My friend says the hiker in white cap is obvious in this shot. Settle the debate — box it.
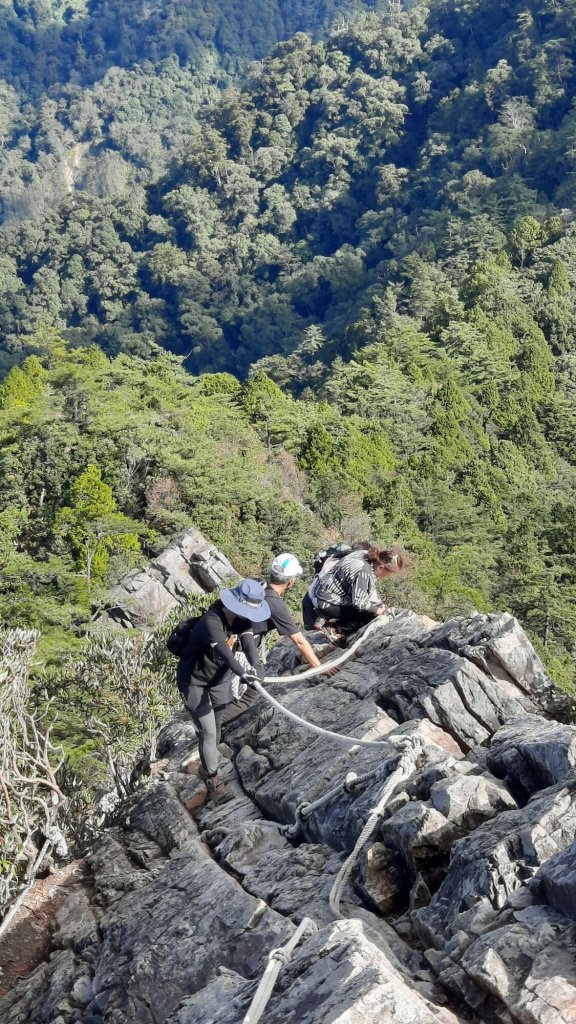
[252,552,339,670]
[221,553,337,724]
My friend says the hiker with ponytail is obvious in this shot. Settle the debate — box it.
[314,545,404,638]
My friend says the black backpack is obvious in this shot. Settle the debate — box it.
[313,542,352,575]
[165,615,201,658]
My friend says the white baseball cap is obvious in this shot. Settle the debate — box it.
[270,553,304,580]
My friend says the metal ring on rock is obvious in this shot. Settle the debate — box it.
[280,821,302,840]
[297,801,314,820]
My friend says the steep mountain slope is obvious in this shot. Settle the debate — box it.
[2,2,576,681]
[2,332,576,690]
[0,340,330,659]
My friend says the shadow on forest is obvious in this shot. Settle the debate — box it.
[0,0,358,97]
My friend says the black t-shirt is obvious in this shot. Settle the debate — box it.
[252,586,299,640]
[178,603,252,687]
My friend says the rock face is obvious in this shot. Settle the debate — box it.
[2,610,576,1024]
[103,529,237,626]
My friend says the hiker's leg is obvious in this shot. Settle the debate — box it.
[317,602,370,632]
[302,593,317,630]
[209,676,235,748]
[213,704,227,748]
[316,600,342,625]
[221,685,259,725]
[185,683,220,776]
[335,606,373,631]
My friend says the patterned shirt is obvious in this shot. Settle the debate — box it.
[316,552,381,612]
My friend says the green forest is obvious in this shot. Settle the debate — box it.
[1,0,576,671]
[3,322,576,684]
[2,0,576,899]
[0,0,375,220]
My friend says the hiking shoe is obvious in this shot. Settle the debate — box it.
[206,772,231,805]
[321,624,346,646]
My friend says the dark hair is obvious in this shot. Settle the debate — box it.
[366,547,404,572]
[351,540,371,551]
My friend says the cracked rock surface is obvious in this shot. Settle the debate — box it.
[1,611,575,1024]
[101,528,236,627]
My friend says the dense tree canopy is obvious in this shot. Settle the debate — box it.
[2,1,576,374]
[0,0,377,220]
[1,328,575,693]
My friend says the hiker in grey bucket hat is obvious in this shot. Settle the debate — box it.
[220,578,271,622]
[176,579,268,804]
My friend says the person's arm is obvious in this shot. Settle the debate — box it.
[290,631,322,668]
[270,595,338,676]
[239,630,265,680]
[212,642,255,681]
[289,631,338,676]
[205,614,258,681]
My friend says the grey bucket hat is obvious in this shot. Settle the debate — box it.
[220,579,271,622]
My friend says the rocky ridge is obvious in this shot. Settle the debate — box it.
[102,529,237,627]
[1,608,575,1024]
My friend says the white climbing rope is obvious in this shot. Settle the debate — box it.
[242,916,318,1024]
[246,619,392,751]
[250,679,386,749]
[262,615,387,683]
[239,742,421,1021]
[294,758,394,824]
[237,625,420,1020]
[328,737,422,919]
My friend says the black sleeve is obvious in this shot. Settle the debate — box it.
[212,642,253,679]
[240,632,264,679]
[203,612,253,678]
[268,594,300,637]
